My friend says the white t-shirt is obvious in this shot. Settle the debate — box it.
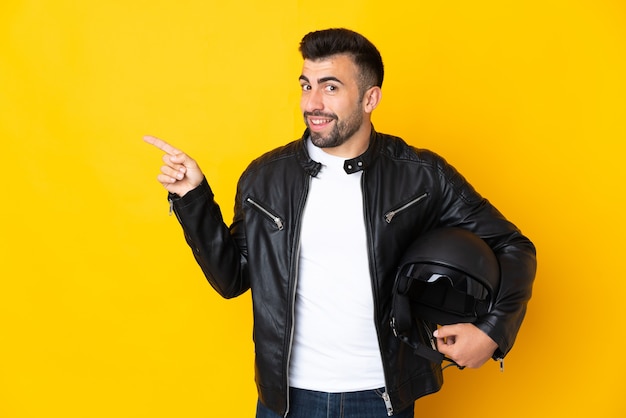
[288,139,385,392]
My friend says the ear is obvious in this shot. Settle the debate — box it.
[363,86,382,114]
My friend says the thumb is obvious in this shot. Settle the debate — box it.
[433,325,459,346]
[168,152,198,170]
[169,152,188,164]
[433,325,453,339]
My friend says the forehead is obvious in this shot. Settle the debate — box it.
[301,54,359,81]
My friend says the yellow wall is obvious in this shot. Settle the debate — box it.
[1,1,624,416]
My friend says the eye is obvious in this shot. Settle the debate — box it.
[300,84,311,92]
[324,85,337,93]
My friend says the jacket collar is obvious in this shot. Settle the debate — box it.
[297,125,380,176]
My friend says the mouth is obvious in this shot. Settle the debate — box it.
[305,113,336,131]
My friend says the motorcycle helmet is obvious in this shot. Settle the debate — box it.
[390,227,500,364]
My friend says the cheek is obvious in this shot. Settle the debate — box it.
[338,99,359,119]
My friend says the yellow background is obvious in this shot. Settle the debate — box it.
[1,0,625,416]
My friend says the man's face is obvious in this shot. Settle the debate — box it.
[299,54,367,149]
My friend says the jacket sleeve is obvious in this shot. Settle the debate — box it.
[434,155,537,359]
[170,177,250,299]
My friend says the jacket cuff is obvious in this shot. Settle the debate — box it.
[167,177,213,210]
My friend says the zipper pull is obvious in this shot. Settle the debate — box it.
[381,391,393,416]
[498,357,504,372]
[384,211,397,223]
[245,197,284,230]
[168,198,174,216]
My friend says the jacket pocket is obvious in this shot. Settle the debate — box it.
[384,192,429,224]
[245,197,285,231]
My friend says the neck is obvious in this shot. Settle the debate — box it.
[320,123,372,158]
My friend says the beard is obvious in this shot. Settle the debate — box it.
[305,105,364,149]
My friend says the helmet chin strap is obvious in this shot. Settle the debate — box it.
[390,290,465,369]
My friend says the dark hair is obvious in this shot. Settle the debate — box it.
[299,28,384,91]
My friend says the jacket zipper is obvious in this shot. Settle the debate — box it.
[246,197,284,230]
[381,391,394,416]
[384,192,428,224]
[283,177,311,417]
[362,172,395,416]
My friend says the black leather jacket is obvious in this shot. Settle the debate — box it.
[170,128,537,416]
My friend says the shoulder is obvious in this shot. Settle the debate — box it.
[248,139,301,167]
[380,134,482,203]
[238,138,305,184]
[374,131,481,202]
[375,131,447,168]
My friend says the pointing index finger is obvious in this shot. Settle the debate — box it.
[143,135,181,156]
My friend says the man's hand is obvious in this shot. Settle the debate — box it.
[143,135,204,197]
[433,323,498,368]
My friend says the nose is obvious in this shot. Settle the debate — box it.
[302,88,324,113]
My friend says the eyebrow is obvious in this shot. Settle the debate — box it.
[299,75,344,85]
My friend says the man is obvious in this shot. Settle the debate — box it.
[145,28,536,418]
